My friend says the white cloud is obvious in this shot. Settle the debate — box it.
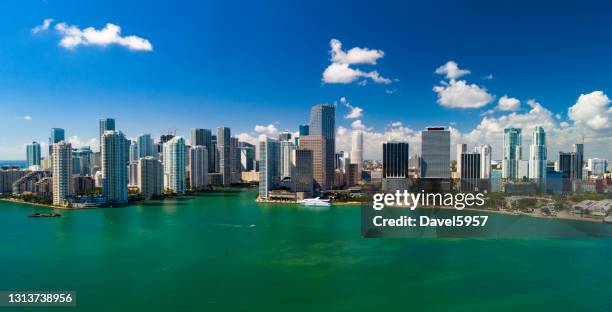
[340,97,363,119]
[322,39,392,85]
[23,115,32,121]
[32,18,53,34]
[52,22,152,51]
[482,74,494,80]
[385,88,396,94]
[568,91,611,130]
[330,38,384,65]
[435,61,470,80]
[433,79,494,108]
[236,132,257,145]
[67,136,98,150]
[254,124,279,136]
[497,96,521,111]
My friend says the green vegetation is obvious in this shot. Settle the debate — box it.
[568,193,611,202]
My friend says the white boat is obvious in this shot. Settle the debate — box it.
[299,197,331,207]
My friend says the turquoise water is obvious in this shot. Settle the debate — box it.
[1,189,612,311]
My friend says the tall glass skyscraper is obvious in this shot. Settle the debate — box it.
[191,129,213,173]
[309,104,335,140]
[298,125,309,136]
[571,143,584,180]
[163,136,186,194]
[280,140,296,180]
[258,135,280,199]
[99,118,116,143]
[308,104,335,191]
[101,130,128,204]
[421,127,450,179]
[529,126,547,182]
[26,141,41,167]
[48,128,65,157]
[479,144,492,179]
[217,127,231,185]
[502,127,522,180]
[189,145,208,191]
[137,134,155,158]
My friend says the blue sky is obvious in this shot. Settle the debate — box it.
[1,0,611,160]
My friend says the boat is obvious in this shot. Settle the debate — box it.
[29,212,62,218]
[299,197,332,207]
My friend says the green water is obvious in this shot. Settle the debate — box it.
[2,189,612,311]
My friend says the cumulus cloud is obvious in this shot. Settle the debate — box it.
[322,39,392,85]
[32,18,53,34]
[23,115,32,121]
[497,96,521,111]
[254,124,279,136]
[568,91,611,130]
[482,74,494,80]
[340,97,363,119]
[236,132,257,145]
[433,79,495,108]
[435,61,471,80]
[330,39,384,65]
[33,19,153,51]
[67,136,99,150]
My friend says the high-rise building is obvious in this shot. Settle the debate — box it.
[479,144,492,179]
[138,156,163,199]
[280,140,296,180]
[308,104,335,191]
[101,130,128,205]
[351,130,363,178]
[137,134,155,158]
[382,142,410,191]
[190,128,214,172]
[73,146,93,176]
[278,131,292,142]
[293,149,313,195]
[99,118,115,147]
[163,136,186,194]
[189,146,208,191]
[502,127,522,180]
[128,161,139,187]
[52,141,72,206]
[230,137,241,183]
[558,152,572,178]
[455,143,467,177]
[299,125,309,136]
[239,142,255,171]
[571,143,584,180]
[528,126,547,182]
[129,140,139,163]
[258,135,280,199]
[421,127,450,178]
[26,141,41,167]
[587,158,608,177]
[217,127,231,185]
[518,160,529,180]
[48,128,65,157]
[460,152,481,191]
[299,135,333,191]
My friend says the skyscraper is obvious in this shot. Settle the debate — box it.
[258,135,280,199]
[101,130,128,204]
[217,127,231,185]
[571,143,584,180]
[382,142,410,179]
[294,149,313,195]
[299,125,309,136]
[587,158,608,177]
[479,144,492,179]
[26,142,41,167]
[280,140,296,180]
[191,129,214,173]
[421,127,450,179]
[52,141,72,206]
[455,143,467,177]
[129,140,139,163]
[99,118,115,146]
[502,127,522,180]
[189,146,208,191]
[163,136,186,194]
[278,131,292,142]
[137,134,155,158]
[460,152,481,191]
[239,142,255,171]
[308,104,335,191]
[230,137,241,183]
[48,128,65,157]
[351,130,363,178]
[528,126,547,182]
[138,156,163,199]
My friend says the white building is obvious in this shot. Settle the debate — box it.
[479,144,492,179]
[138,156,163,199]
[280,140,295,180]
[52,141,72,206]
[528,126,547,182]
[101,130,128,204]
[189,146,208,191]
[163,136,186,194]
[587,158,608,177]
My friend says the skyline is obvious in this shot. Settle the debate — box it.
[1,0,611,160]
